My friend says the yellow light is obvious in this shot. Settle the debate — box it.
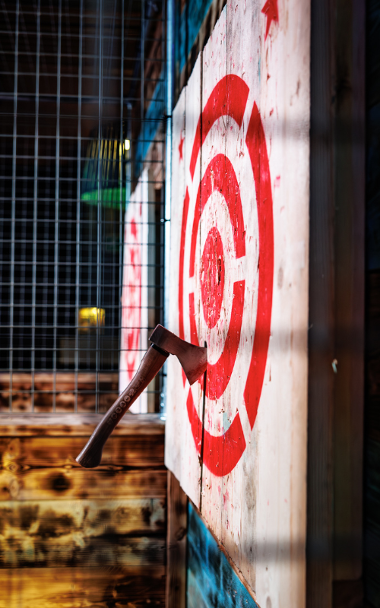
[124,139,130,151]
[78,307,105,332]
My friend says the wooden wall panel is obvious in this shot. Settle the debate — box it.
[166,472,188,608]
[187,503,258,608]
[166,1,310,605]
[0,374,119,413]
[0,414,166,607]
[0,566,166,608]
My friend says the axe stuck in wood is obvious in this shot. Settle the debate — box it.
[76,325,207,468]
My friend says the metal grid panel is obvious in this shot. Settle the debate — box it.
[0,0,166,413]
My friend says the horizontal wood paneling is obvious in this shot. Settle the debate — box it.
[166,471,187,608]
[0,414,167,604]
[0,434,165,469]
[1,536,165,569]
[0,373,119,413]
[0,413,165,436]
[0,498,165,540]
[0,566,166,608]
[0,467,167,501]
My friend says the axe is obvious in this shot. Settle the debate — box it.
[76,325,207,468]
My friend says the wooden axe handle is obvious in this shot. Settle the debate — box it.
[76,345,168,468]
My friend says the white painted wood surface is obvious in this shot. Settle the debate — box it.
[119,170,149,413]
[166,1,310,605]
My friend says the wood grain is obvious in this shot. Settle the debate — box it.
[0,467,167,501]
[0,414,167,604]
[0,498,165,540]
[0,373,118,413]
[0,412,165,436]
[166,471,188,608]
[1,536,165,569]
[332,0,365,581]
[307,0,335,605]
[0,566,166,608]
[187,503,258,608]
[167,1,310,605]
[364,272,380,606]
[0,434,165,469]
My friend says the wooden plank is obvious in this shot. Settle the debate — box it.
[187,503,258,608]
[166,471,188,608]
[332,580,363,608]
[0,534,165,570]
[0,498,165,539]
[0,373,118,413]
[0,467,167,501]
[307,0,335,605]
[0,412,165,436]
[0,434,165,469]
[0,566,166,608]
[166,52,204,508]
[0,498,165,569]
[332,0,365,582]
[198,6,227,545]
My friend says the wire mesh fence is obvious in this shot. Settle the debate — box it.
[0,0,166,413]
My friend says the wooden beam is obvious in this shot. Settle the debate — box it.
[0,566,166,608]
[307,0,335,605]
[332,0,365,581]
[166,471,188,608]
[0,413,165,436]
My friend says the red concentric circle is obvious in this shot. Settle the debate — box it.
[178,75,274,476]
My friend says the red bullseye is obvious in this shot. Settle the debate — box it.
[178,75,274,477]
[200,228,225,329]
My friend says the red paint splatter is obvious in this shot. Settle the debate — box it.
[274,175,281,188]
[130,219,138,239]
[178,134,184,161]
[200,227,225,329]
[261,0,279,40]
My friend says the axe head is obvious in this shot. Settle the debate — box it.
[149,325,207,385]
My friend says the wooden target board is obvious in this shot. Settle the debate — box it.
[166,1,310,604]
[120,170,149,413]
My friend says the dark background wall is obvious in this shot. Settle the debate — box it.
[364,0,380,605]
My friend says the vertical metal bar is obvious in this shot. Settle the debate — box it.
[53,0,62,412]
[31,0,41,412]
[9,0,20,411]
[96,0,103,412]
[119,0,125,389]
[162,0,174,417]
[75,0,84,412]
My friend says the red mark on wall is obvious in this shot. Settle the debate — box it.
[261,0,279,40]
[200,227,225,329]
[178,134,184,161]
[121,207,142,380]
